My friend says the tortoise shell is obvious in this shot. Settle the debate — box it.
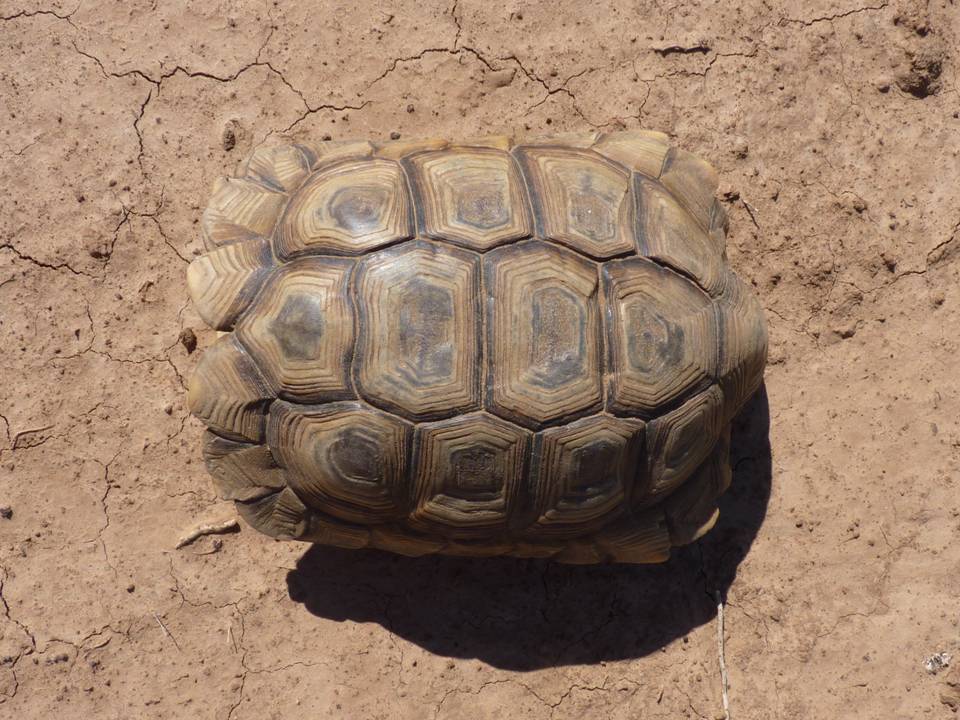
[186,130,767,564]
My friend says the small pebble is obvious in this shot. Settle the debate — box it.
[0,506,12,520]
[834,323,857,339]
[406,104,415,113]
[732,136,749,158]
[390,131,401,140]
[222,125,237,152]
[178,328,197,354]
[126,583,135,593]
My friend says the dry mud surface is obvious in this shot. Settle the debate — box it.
[1,1,959,718]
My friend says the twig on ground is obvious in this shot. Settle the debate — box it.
[175,518,239,549]
[741,197,761,229]
[154,612,181,651]
[716,590,731,720]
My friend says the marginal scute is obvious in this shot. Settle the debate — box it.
[369,526,447,556]
[267,401,410,523]
[593,509,671,563]
[244,144,313,192]
[634,175,726,296]
[643,385,725,503]
[411,412,530,538]
[459,135,513,151]
[592,129,670,178]
[305,140,375,167]
[276,158,413,258]
[708,197,728,256]
[603,257,718,417]
[186,239,272,330]
[187,334,273,442]
[409,149,531,250]
[526,415,646,537]
[445,539,516,557]
[236,257,355,403]
[716,271,768,421]
[512,541,564,559]
[355,241,481,420]
[663,426,731,545]
[485,241,603,428]
[659,146,720,232]
[552,539,604,564]
[375,137,448,160]
[201,176,286,249]
[516,147,634,258]
[235,486,308,540]
[202,431,285,502]
[530,131,601,148]
[301,511,371,549]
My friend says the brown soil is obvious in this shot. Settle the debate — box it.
[1,1,959,718]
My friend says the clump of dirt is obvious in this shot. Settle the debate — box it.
[896,47,944,97]
[892,3,946,97]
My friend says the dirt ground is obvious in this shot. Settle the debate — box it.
[1,0,959,718]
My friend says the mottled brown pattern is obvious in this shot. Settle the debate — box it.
[186,131,765,562]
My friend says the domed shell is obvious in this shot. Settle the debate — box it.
[187,130,767,563]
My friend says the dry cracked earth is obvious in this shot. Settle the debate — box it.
[1,1,959,718]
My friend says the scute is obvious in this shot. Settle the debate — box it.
[526,415,646,537]
[202,432,285,502]
[659,146,720,232]
[485,241,603,428]
[268,401,410,523]
[663,426,731,545]
[603,257,718,417]
[236,257,355,403]
[592,129,670,178]
[187,334,273,442]
[716,271,768,421]
[643,385,725,503]
[186,239,272,330]
[244,144,313,192]
[201,176,285,249]
[410,412,530,538]
[634,175,726,296]
[236,486,309,540]
[354,240,481,420]
[409,148,531,250]
[276,158,413,258]
[593,509,671,563]
[516,146,634,258]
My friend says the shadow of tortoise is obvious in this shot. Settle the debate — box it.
[286,385,771,671]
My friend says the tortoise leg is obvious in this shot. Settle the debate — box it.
[662,425,732,546]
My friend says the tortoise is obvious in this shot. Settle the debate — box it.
[186,130,767,564]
